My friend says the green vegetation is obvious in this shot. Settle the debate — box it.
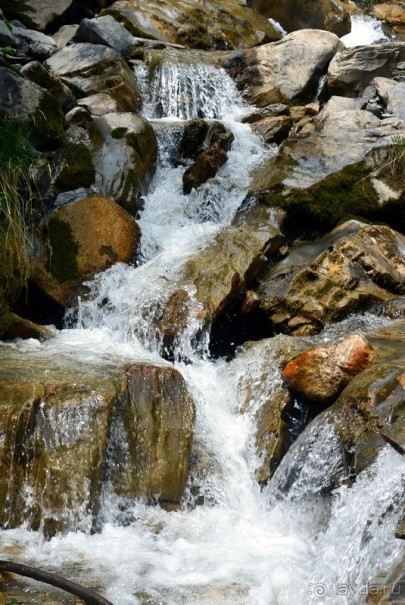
[0,115,36,305]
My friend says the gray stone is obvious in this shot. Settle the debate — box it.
[45,43,141,112]
[328,42,405,98]
[73,15,138,57]
[0,0,73,31]
[78,92,119,116]
[224,29,344,107]
[0,19,57,59]
[374,77,405,120]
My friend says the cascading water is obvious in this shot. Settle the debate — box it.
[1,48,404,605]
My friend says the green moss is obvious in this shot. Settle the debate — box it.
[53,143,95,192]
[46,218,79,283]
[268,162,380,236]
[33,91,65,151]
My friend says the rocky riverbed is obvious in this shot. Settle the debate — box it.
[0,0,404,604]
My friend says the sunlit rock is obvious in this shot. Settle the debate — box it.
[102,0,280,50]
[327,41,405,98]
[250,96,405,235]
[282,335,373,406]
[254,222,405,335]
[249,0,351,36]
[88,112,157,213]
[32,196,141,306]
[223,30,344,107]
[45,43,141,112]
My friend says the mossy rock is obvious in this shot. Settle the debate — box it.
[52,142,96,192]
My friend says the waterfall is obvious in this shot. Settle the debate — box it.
[341,15,391,47]
[0,49,403,605]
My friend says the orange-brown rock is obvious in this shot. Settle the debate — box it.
[33,196,140,306]
[372,2,405,38]
[251,116,292,145]
[282,335,373,405]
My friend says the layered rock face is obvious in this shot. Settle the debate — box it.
[0,349,195,535]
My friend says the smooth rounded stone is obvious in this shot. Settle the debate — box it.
[77,92,119,116]
[374,77,405,119]
[0,20,57,60]
[0,66,65,150]
[102,0,280,50]
[249,95,405,235]
[255,222,405,335]
[20,61,76,114]
[64,106,93,126]
[0,0,74,31]
[252,115,292,144]
[88,112,157,213]
[45,43,141,112]
[327,42,405,98]
[32,196,140,306]
[282,335,374,406]
[250,0,351,36]
[73,15,138,57]
[323,320,405,475]
[157,206,286,347]
[224,29,344,107]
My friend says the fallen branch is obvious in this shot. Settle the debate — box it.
[0,560,113,605]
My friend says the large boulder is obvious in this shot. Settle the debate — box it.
[250,96,405,235]
[249,0,351,36]
[254,221,405,335]
[110,363,195,502]
[72,15,138,57]
[32,196,141,306]
[20,61,76,114]
[327,42,405,98]
[0,66,65,149]
[374,77,405,120]
[223,30,344,107]
[156,205,285,348]
[102,0,280,50]
[88,112,157,213]
[0,348,195,534]
[45,43,141,111]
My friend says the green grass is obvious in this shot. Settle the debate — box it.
[0,115,36,304]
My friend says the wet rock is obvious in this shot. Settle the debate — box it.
[0,66,65,150]
[250,96,405,235]
[157,206,285,346]
[0,348,195,533]
[64,106,92,126]
[327,42,405,98]
[323,320,405,474]
[367,555,405,603]
[102,0,280,51]
[0,0,74,31]
[32,196,140,306]
[45,43,141,112]
[374,77,405,120]
[183,146,228,194]
[282,335,373,406]
[0,311,53,341]
[88,112,157,213]
[255,222,405,335]
[77,93,119,116]
[224,30,343,107]
[73,15,138,57]
[180,119,209,159]
[250,0,351,36]
[0,20,57,60]
[395,518,405,539]
[51,141,95,192]
[110,363,195,502]
[251,115,292,145]
[20,61,76,114]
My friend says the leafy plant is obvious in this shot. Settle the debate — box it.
[0,116,36,303]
